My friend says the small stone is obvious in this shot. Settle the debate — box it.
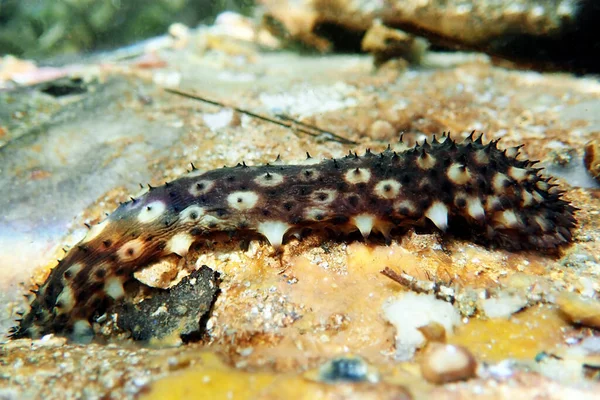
[556,292,600,330]
[369,119,395,140]
[420,343,477,384]
[584,138,600,183]
[316,355,379,383]
[417,322,447,343]
[361,20,427,66]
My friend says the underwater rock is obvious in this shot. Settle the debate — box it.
[420,343,477,384]
[556,292,600,330]
[361,21,427,67]
[115,265,220,342]
[262,0,600,73]
[584,138,600,184]
[316,355,379,383]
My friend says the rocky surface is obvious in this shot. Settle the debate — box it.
[261,0,600,73]
[114,265,220,343]
[1,15,599,399]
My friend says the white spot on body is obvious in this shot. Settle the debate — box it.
[535,216,551,232]
[394,199,416,215]
[117,239,144,262]
[536,181,549,191]
[305,207,328,221]
[105,276,125,299]
[521,191,534,207]
[485,196,501,211]
[55,287,75,313]
[447,164,472,185]
[374,179,402,199]
[473,149,489,165]
[200,215,225,230]
[167,233,194,256]
[508,167,529,182]
[299,168,320,182]
[495,210,521,229]
[466,197,485,221]
[311,189,337,204]
[82,219,109,243]
[352,214,375,238]
[492,173,510,193]
[344,168,371,184]
[374,220,394,239]
[419,178,431,189]
[254,172,284,187]
[64,263,84,279]
[189,180,215,196]
[138,201,166,224]
[257,221,291,248]
[416,153,437,170]
[532,191,545,203]
[179,205,205,223]
[425,201,449,231]
[227,191,260,211]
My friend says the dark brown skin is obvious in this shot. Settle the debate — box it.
[11,133,577,339]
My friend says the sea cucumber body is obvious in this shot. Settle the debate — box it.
[12,135,577,338]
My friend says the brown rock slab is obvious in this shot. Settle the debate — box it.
[114,265,220,343]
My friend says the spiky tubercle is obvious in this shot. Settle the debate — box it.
[11,133,577,339]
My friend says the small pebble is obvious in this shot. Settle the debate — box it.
[584,138,600,183]
[317,355,379,383]
[417,322,447,343]
[420,343,477,384]
[556,292,600,329]
[369,119,395,140]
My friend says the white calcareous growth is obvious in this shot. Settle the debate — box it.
[382,292,461,361]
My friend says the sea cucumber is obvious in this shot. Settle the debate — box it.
[11,133,577,339]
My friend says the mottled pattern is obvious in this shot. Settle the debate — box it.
[11,134,577,339]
